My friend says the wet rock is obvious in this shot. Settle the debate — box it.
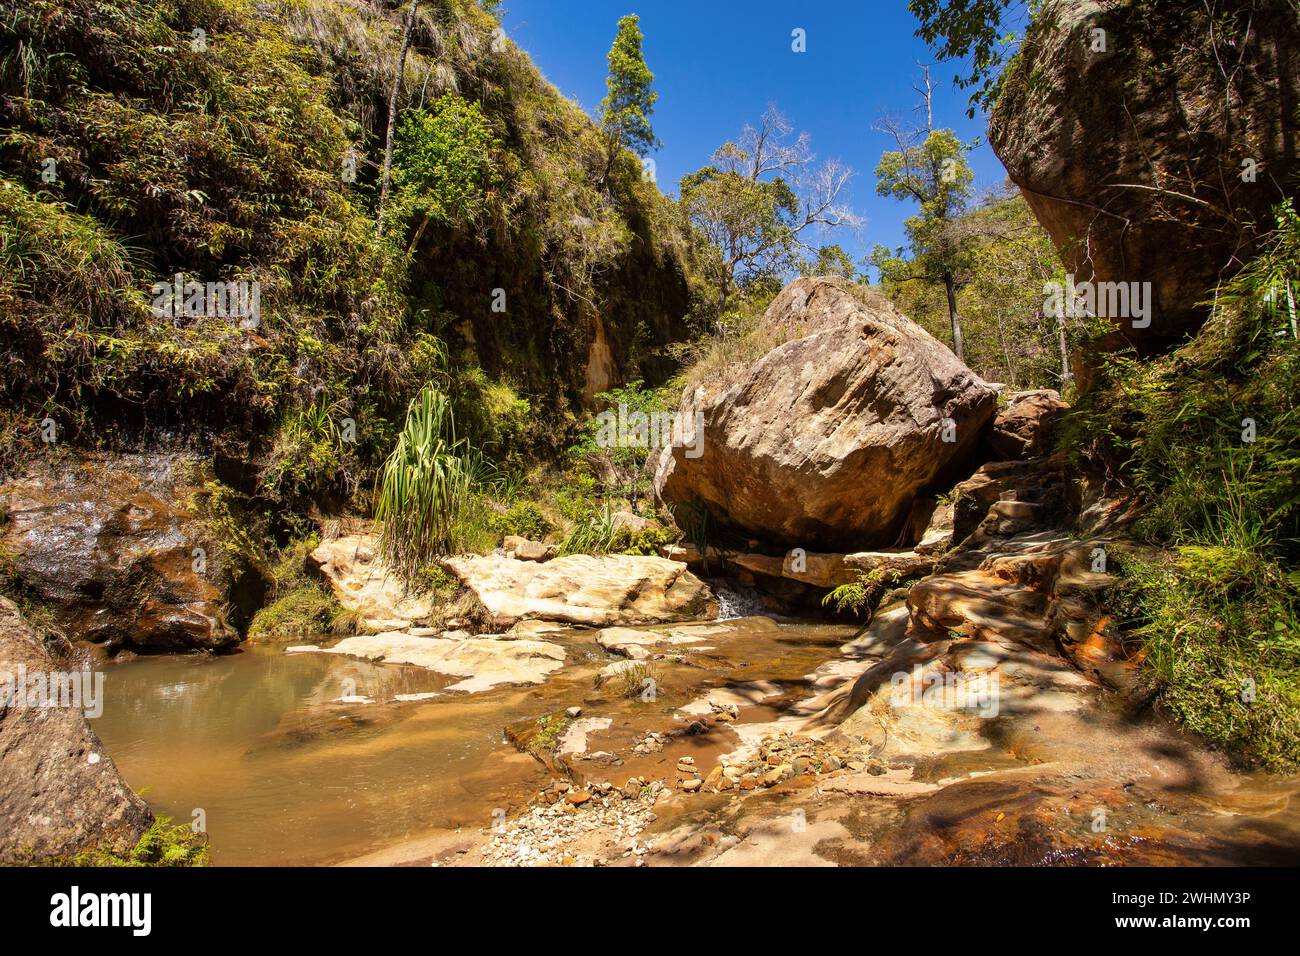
[632,732,666,755]
[0,598,152,862]
[596,622,728,657]
[655,277,997,549]
[556,717,612,756]
[441,553,716,628]
[762,767,788,787]
[0,453,238,653]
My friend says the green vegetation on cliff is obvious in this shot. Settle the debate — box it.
[0,0,699,503]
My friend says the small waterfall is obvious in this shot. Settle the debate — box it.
[713,582,766,621]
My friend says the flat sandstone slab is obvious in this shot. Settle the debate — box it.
[288,632,566,693]
[440,553,716,628]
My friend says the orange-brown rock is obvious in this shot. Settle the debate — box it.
[990,0,1299,367]
[0,453,238,653]
[991,390,1068,460]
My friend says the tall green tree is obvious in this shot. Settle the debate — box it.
[878,187,1069,389]
[598,14,659,187]
[871,118,975,360]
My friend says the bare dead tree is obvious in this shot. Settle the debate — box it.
[714,104,812,182]
[912,61,935,133]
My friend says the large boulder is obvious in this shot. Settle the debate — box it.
[990,0,1299,364]
[0,453,239,653]
[440,553,716,629]
[654,278,998,549]
[0,598,152,863]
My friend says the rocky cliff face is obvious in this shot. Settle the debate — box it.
[655,278,997,550]
[0,598,152,862]
[990,0,1299,362]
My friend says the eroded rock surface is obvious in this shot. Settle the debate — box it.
[0,453,238,653]
[310,532,434,630]
[991,389,1068,460]
[990,0,1299,359]
[289,631,566,694]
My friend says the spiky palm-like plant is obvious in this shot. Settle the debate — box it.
[374,383,474,581]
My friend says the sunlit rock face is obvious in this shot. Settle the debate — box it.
[440,552,716,629]
[991,389,1068,460]
[310,532,437,632]
[655,278,997,550]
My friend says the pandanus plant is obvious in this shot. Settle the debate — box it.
[374,383,476,582]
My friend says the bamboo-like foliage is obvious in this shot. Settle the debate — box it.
[558,500,622,556]
[374,383,475,581]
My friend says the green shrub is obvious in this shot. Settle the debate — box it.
[416,563,458,599]
[489,501,554,541]
[1115,547,1300,771]
[618,524,679,556]
[558,502,621,555]
[247,534,342,639]
[612,659,659,699]
[564,380,682,506]
[391,93,503,239]
[374,383,483,579]
[0,0,414,460]
[248,585,336,639]
[822,567,904,617]
[527,712,571,756]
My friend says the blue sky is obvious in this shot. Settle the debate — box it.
[501,0,1014,270]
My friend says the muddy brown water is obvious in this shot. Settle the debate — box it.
[92,615,1300,867]
[91,618,856,865]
